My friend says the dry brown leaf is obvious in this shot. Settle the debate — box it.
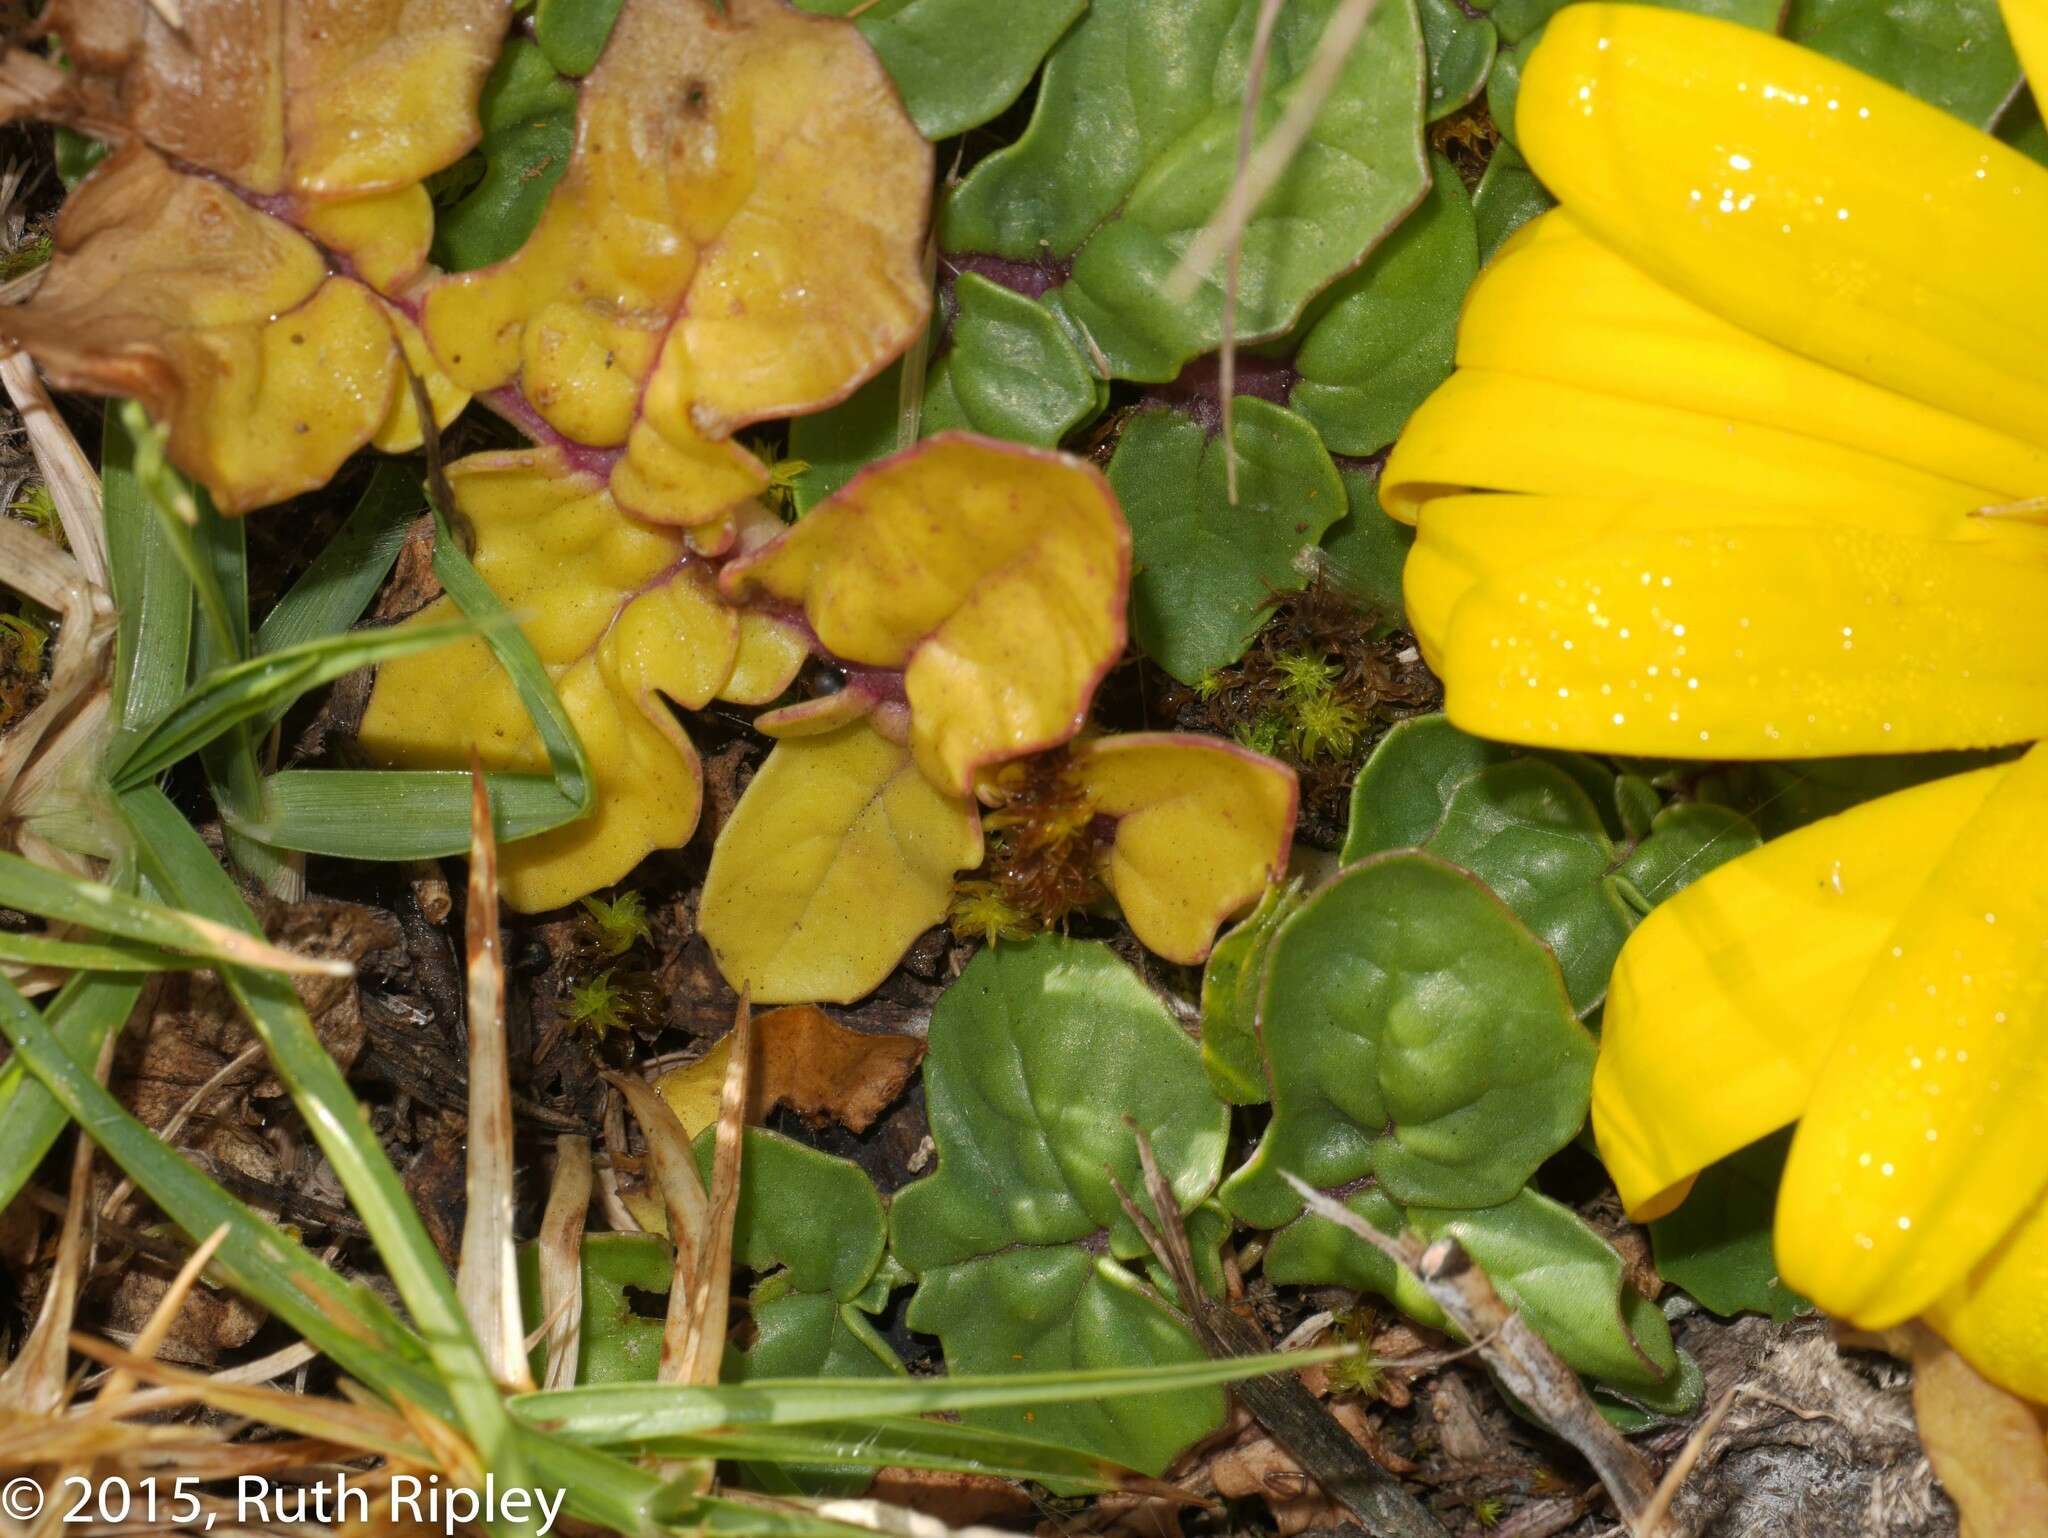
[1887,1322,2048,1538]
[654,1004,923,1139]
[1209,1400,1403,1538]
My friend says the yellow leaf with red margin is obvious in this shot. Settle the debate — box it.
[420,0,931,529]
[698,721,984,1005]
[724,435,1131,797]
[357,448,797,911]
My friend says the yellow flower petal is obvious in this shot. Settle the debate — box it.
[1065,735,1298,966]
[1925,1185,2048,1404]
[1518,4,2048,454]
[2008,0,2048,98]
[1382,368,1999,528]
[723,434,1130,797]
[1594,762,2013,1218]
[1777,744,2048,1328]
[1424,511,2048,757]
[1441,210,2048,506]
[698,721,984,1004]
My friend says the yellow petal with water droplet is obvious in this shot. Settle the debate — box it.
[722,434,1130,796]
[1067,734,1298,966]
[1778,743,2048,1328]
[1924,1185,2048,1404]
[1518,4,2048,453]
[1446,210,2048,506]
[1426,513,2048,757]
[698,721,984,1004]
[1594,762,2013,1218]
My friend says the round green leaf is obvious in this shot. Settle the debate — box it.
[787,362,906,516]
[517,1232,670,1385]
[1290,154,1479,457]
[1649,1130,1812,1323]
[534,0,627,77]
[1265,1185,1442,1323]
[692,1127,888,1302]
[1611,801,1762,916]
[1319,466,1415,624]
[1198,878,1305,1104]
[797,0,1089,139]
[1220,852,1594,1227]
[1109,398,1347,684]
[941,0,1429,381]
[430,40,578,273]
[890,936,1228,1269]
[1786,0,2022,128]
[1420,0,1498,120]
[1472,141,1553,266]
[923,273,1102,446]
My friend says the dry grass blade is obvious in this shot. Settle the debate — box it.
[1284,1174,1659,1529]
[100,1044,261,1218]
[597,1083,641,1232]
[538,1133,594,1391]
[1219,0,1288,506]
[456,758,531,1389]
[1165,0,1381,305]
[0,518,112,824]
[0,1112,96,1413]
[97,1222,230,1413]
[0,348,106,589]
[676,992,752,1386]
[603,1067,710,1377]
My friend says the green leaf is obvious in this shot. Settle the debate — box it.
[1611,802,1762,915]
[1319,466,1414,624]
[1290,154,1478,457]
[522,1233,671,1385]
[1109,398,1347,683]
[431,40,579,273]
[1471,141,1553,266]
[2003,93,2048,169]
[1689,751,2008,839]
[0,971,145,1214]
[1265,1184,1439,1319]
[1420,0,1498,120]
[1614,773,1662,843]
[1786,0,2022,127]
[889,937,1229,1470]
[1199,878,1305,1105]
[1649,1130,1812,1322]
[254,464,423,663]
[55,128,109,190]
[923,274,1102,446]
[1424,759,1631,1014]
[103,409,193,748]
[788,363,906,516]
[1220,851,1594,1226]
[941,0,1429,381]
[1485,28,1538,146]
[535,0,628,75]
[796,0,1090,139]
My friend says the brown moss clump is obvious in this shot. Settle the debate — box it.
[948,747,1108,946]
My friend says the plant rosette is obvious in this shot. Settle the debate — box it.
[1378,0,2048,1402]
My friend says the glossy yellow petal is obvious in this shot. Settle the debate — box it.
[719,612,810,706]
[1594,763,2013,1217]
[369,302,470,454]
[295,184,434,294]
[723,435,1130,797]
[420,0,930,526]
[603,565,740,712]
[1067,735,1298,966]
[1451,211,2048,505]
[1925,1186,2048,1404]
[1428,514,2048,757]
[2008,0,2048,99]
[1518,4,2048,453]
[698,722,984,1004]
[1778,744,2048,1328]
[1382,368,1997,527]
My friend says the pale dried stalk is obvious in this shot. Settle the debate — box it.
[1284,1174,1659,1528]
[454,761,531,1390]
[0,1111,97,1413]
[676,994,752,1386]
[1166,0,1381,304]
[604,1068,711,1380]
[1220,0,1289,506]
[597,1084,642,1232]
[0,518,111,821]
[538,1134,594,1391]
[95,1224,230,1415]
[0,348,106,590]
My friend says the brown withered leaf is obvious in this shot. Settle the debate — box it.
[1885,1323,2048,1538]
[654,1005,923,1139]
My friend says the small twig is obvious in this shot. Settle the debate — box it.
[1285,1174,1659,1528]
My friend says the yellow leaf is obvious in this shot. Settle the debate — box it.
[724,434,1131,797]
[1061,735,1297,966]
[369,302,470,454]
[1517,4,2048,454]
[296,184,434,296]
[420,0,931,528]
[1778,744,2048,1328]
[1593,761,2013,1219]
[358,447,746,910]
[698,721,984,1005]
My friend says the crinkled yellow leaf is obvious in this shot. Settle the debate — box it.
[0,147,403,512]
[1517,4,2048,454]
[33,0,509,197]
[359,448,751,910]
[369,303,470,454]
[724,434,1130,797]
[1925,1188,2048,1406]
[1777,744,2048,1329]
[1415,503,2048,757]
[754,688,880,739]
[1594,761,2012,1219]
[1381,368,1999,528]
[296,184,434,295]
[719,612,809,707]
[420,0,930,527]
[1387,209,2048,520]
[698,721,984,1005]
[1062,735,1298,967]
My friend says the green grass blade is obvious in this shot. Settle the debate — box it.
[0,848,333,971]
[109,618,483,790]
[255,463,423,666]
[0,970,144,1212]
[515,1349,1351,1443]
[0,932,212,971]
[118,784,526,1481]
[103,409,192,745]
